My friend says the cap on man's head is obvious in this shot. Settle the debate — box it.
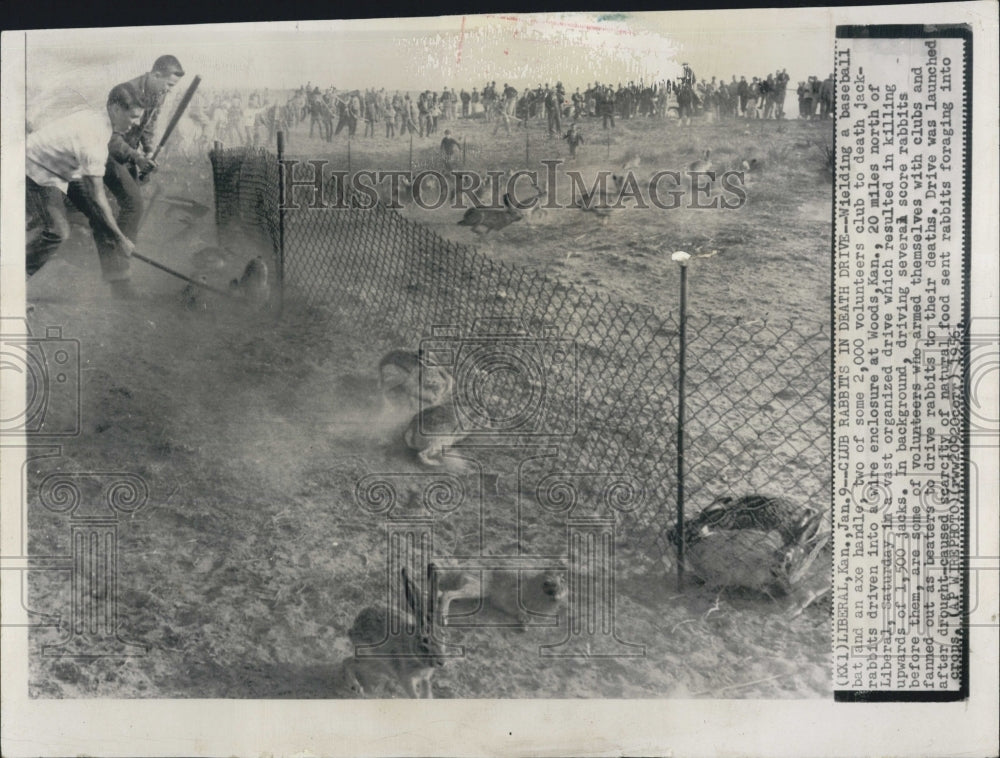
[152,55,184,77]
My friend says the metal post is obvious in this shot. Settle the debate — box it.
[673,252,691,590]
[212,141,224,245]
[276,130,286,317]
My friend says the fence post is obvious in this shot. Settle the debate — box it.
[672,251,691,590]
[276,130,286,317]
[211,141,224,246]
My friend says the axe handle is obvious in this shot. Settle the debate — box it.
[131,251,233,298]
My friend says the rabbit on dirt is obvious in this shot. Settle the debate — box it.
[229,256,270,307]
[341,566,446,698]
[402,403,468,467]
[377,348,453,412]
[436,568,569,630]
[679,508,831,616]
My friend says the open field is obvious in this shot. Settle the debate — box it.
[25,110,835,698]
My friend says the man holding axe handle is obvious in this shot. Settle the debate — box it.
[101,55,186,299]
[26,84,146,292]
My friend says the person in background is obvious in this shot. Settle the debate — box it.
[820,74,835,119]
[439,128,460,169]
[545,86,562,137]
[563,123,584,160]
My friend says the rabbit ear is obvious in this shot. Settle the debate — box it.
[401,567,423,624]
[425,563,438,624]
[795,509,823,544]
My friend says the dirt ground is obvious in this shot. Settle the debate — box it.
[25,110,835,698]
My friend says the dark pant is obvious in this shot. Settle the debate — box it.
[547,109,561,136]
[26,176,130,281]
[99,159,142,278]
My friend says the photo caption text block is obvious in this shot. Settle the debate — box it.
[833,24,970,702]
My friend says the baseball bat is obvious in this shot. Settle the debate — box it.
[140,74,202,178]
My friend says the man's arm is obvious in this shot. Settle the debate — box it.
[108,133,156,173]
[107,132,143,163]
[139,96,163,154]
[84,175,136,255]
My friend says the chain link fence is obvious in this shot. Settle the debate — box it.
[209,143,830,579]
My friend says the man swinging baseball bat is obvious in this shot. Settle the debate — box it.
[138,73,203,182]
[100,55,188,299]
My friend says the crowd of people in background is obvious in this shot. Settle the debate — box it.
[183,64,835,150]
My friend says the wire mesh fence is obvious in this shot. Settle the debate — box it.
[209,143,831,581]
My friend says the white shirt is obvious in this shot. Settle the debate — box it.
[26,109,111,193]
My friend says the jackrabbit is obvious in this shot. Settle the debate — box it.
[457,196,522,236]
[777,510,832,616]
[437,568,568,630]
[342,566,446,698]
[688,149,712,173]
[229,256,270,307]
[518,179,549,225]
[178,275,212,311]
[576,173,623,224]
[377,348,453,411]
[190,245,232,271]
[668,494,817,549]
[681,508,831,615]
[402,403,468,466]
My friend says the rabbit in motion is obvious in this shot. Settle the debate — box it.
[688,149,712,173]
[402,403,468,467]
[377,348,453,411]
[456,178,544,236]
[576,173,623,224]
